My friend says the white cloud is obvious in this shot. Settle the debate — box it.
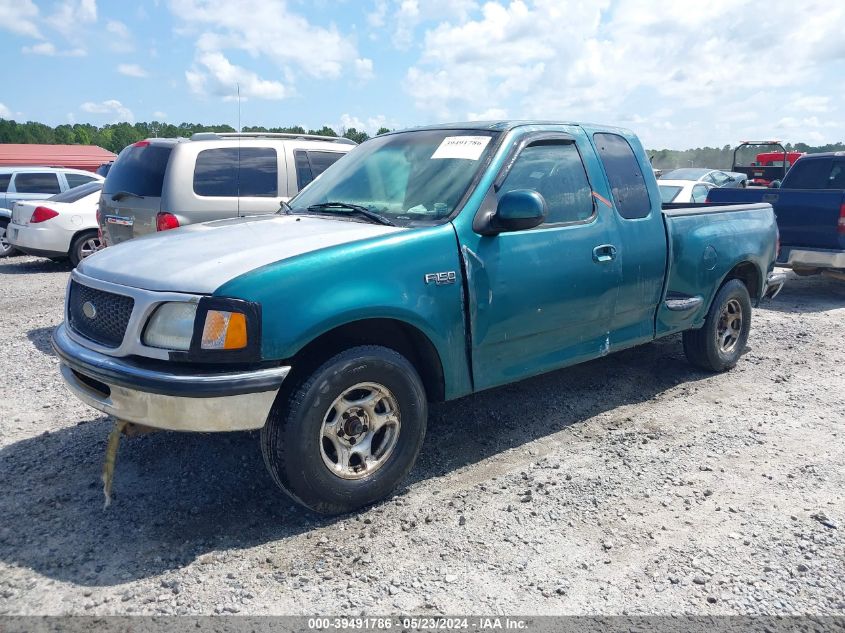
[371,0,478,49]
[354,58,374,81]
[22,42,56,55]
[117,63,148,78]
[106,19,134,52]
[0,102,13,119]
[338,113,397,135]
[468,107,508,121]
[401,0,845,147]
[186,51,287,100]
[80,99,135,124]
[169,0,361,81]
[0,0,42,38]
[22,41,85,56]
[153,111,168,119]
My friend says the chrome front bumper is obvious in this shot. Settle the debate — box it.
[52,323,290,432]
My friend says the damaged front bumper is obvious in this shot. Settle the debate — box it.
[52,323,289,432]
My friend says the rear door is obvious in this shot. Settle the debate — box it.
[774,157,845,249]
[591,131,667,348]
[8,172,62,207]
[99,142,172,244]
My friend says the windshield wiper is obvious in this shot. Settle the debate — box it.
[111,191,144,202]
[306,202,395,226]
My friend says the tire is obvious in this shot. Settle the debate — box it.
[0,218,18,258]
[683,279,752,372]
[261,345,428,515]
[69,230,101,267]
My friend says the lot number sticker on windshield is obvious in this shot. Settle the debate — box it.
[431,136,491,160]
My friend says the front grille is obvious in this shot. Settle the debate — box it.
[68,280,134,348]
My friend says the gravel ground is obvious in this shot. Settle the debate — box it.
[0,255,843,616]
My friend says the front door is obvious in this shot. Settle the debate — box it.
[462,135,621,391]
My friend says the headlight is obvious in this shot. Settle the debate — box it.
[143,302,198,350]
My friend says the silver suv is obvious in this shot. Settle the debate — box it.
[1,167,103,257]
[98,132,356,245]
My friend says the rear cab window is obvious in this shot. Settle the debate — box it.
[104,142,173,197]
[593,133,651,219]
[783,158,832,189]
[193,147,278,197]
[294,150,345,190]
[13,172,61,194]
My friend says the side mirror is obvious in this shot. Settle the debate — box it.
[491,190,546,233]
[769,180,782,189]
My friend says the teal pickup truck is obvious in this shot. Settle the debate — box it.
[53,121,784,514]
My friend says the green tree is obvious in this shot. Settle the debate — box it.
[376,127,391,135]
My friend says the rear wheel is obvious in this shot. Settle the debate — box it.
[0,219,17,258]
[69,230,101,267]
[261,345,427,515]
[683,279,752,372]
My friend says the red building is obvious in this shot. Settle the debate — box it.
[0,144,116,173]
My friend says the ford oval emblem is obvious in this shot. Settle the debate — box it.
[82,301,97,319]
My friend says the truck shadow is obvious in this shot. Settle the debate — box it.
[26,326,57,357]
[0,334,708,588]
[759,270,845,314]
[0,256,70,275]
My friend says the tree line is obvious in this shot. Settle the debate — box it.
[0,119,389,153]
[0,118,842,167]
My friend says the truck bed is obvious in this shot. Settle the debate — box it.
[656,202,778,337]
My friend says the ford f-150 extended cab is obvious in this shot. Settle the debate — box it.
[708,152,845,279]
[52,121,784,514]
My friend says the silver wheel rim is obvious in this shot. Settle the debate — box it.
[79,236,101,260]
[319,382,401,480]
[0,225,10,254]
[717,298,743,353]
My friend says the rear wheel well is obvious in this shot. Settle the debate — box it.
[286,319,445,402]
[723,261,761,300]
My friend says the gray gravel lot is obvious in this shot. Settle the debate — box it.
[0,255,843,616]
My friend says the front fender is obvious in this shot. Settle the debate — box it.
[214,223,473,400]
[0,208,11,221]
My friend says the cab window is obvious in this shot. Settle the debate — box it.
[593,133,651,219]
[498,141,594,225]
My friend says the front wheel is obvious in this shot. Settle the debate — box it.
[682,279,752,372]
[261,346,428,515]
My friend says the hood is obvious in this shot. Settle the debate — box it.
[78,214,405,293]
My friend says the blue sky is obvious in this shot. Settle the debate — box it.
[1,0,843,149]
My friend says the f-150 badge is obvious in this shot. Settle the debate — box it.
[424,271,457,285]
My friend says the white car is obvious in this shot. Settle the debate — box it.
[7,181,103,266]
[658,179,716,204]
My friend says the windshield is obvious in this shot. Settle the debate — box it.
[289,129,499,226]
[660,168,708,180]
[658,185,682,203]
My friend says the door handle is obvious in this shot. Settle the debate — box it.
[592,244,617,263]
